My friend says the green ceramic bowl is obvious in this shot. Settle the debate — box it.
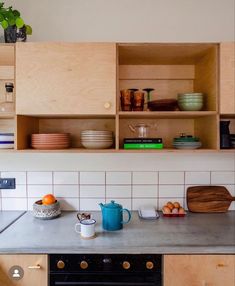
[178,101,203,111]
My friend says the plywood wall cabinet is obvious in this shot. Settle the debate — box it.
[220,42,235,114]
[164,255,235,286]
[0,254,48,286]
[16,42,117,115]
[0,42,233,152]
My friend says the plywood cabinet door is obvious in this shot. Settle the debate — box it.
[220,42,235,114]
[16,43,116,115]
[164,255,235,286]
[0,254,48,286]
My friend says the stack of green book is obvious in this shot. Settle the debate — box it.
[124,138,163,149]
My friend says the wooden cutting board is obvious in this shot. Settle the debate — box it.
[187,186,235,213]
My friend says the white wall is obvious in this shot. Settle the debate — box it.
[1,0,235,42]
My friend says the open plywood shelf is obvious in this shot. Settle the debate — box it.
[0,42,233,153]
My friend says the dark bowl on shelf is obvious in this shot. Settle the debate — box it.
[148,99,178,111]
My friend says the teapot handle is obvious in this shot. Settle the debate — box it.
[121,209,131,224]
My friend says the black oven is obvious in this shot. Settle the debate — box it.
[49,254,162,286]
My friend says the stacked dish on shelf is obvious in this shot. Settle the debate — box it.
[81,130,113,149]
[177,93,204,111]
[173,135,202,149]
[0,133,14,149]
[31,133,70,149]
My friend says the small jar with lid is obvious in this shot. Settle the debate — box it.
[0,82,14,113]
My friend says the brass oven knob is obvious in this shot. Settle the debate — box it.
[80,260,89,269]
[57,260,65,269]
[122,261,131,270]
[146,261,154,270]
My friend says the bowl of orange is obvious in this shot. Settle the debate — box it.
[33,194,61,220]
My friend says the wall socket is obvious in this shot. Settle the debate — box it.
[0,178,16,189]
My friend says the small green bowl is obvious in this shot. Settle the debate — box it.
[178,101,203,111]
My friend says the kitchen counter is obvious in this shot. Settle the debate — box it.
[0,211,234,254]
[0,211,26,233]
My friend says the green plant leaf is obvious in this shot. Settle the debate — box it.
[0,14,4,21]
[25,24,32,35]
[15,16,24,28]
[1,19,8,29]
[13,9,20,17]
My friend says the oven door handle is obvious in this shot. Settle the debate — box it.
[54,282,156,286]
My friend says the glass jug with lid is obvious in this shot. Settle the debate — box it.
[128,123,151,138]
[0,82,14,113]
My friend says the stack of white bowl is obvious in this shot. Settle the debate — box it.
[81,130,113,149]
[0,133,14,149]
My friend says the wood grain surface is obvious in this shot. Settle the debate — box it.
[187,186,235,213]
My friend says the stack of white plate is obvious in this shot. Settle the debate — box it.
[81,130,113,149]
[0,133,14,149]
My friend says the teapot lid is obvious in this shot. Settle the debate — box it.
[104,200,122,209]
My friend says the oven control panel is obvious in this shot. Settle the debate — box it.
[50,254,162,273]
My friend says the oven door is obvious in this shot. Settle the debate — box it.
[50,272,161,286]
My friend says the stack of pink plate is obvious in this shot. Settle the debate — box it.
[31,133,70,149]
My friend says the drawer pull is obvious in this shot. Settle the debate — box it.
[217,263,226,267]
[28,264,41,269]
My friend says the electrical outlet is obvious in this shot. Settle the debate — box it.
[0,178,16,189]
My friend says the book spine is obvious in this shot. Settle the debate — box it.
[124,138,162,143]
[124,143,164,149]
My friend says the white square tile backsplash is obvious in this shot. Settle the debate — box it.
[80,185,105,198]
[28,185,53,198]
[1,172,26,185]
[132,172,158,185]
[106,185,131,198]
[159,172,184,185]
[1,185,27,198]
[54,185,79,198]
[27,172,53,184]
[80,172,105,185]
[0,169,234,211]
[53,172,78,185]
[106,172,132,185]
[185,171,210,185]
[132,185,158,198]
[211,171,235,185]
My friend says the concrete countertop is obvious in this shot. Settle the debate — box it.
[0,211,234,254]
[0,211,26,233]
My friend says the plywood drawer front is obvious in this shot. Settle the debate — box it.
[164,255,235,286]
[220,42,235,114]
[16,43,116,115]
[0,254,48,286]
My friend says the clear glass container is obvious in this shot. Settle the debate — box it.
[0,82,14,113]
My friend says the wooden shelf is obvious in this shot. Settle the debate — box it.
[15,148,221,153]
[0,113,15,119]
[118,111,217,119]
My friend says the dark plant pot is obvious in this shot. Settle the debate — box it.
[4,25,27,43]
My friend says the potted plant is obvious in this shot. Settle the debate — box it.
[0,2,32,43]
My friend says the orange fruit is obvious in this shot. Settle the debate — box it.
[42,194,56,205]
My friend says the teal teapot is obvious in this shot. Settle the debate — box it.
[99,200,131,231]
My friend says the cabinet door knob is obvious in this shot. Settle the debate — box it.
[28,264,41,269]
[104,102,111,109]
